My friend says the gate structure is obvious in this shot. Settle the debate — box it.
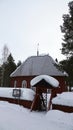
[30,75,59,111]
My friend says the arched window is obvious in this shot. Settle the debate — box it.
[14,80,17,88]
[22,80,27,88]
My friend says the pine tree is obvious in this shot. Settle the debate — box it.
[60,1,73,91]
[61,1,73,57]
[2,54,16,87]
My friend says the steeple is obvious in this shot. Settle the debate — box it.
[37,43,39,56]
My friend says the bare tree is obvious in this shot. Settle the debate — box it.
[2,44,10,64]
[1,44,10,86]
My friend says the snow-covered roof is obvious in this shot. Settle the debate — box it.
[10,55,65,77]
[30,75,59,88]
[0,87,35,101]
[52,92,73,107]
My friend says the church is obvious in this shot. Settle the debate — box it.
[10,54,67,94]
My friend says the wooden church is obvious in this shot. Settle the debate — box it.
[10,55,67,91]
[10,55,67,111]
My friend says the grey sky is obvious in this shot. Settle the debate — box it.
[0,0,70,63]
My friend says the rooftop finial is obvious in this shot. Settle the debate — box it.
[37,43,39,56]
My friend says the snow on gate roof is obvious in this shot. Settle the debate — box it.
[10,55,65,77]
[30,75,59,88]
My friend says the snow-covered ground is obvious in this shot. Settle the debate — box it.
[0,101,73,130]
[0,86,73,129]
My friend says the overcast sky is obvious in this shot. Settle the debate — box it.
[0,0,70,63]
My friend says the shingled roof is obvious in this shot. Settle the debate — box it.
[10,55,65,77]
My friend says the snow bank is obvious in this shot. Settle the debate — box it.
[21,88,35,101]
[0,101,73,130]
[0,87,35,101]
[52,92,73,107]
[31,75,59,87]
[46,110,73,128]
